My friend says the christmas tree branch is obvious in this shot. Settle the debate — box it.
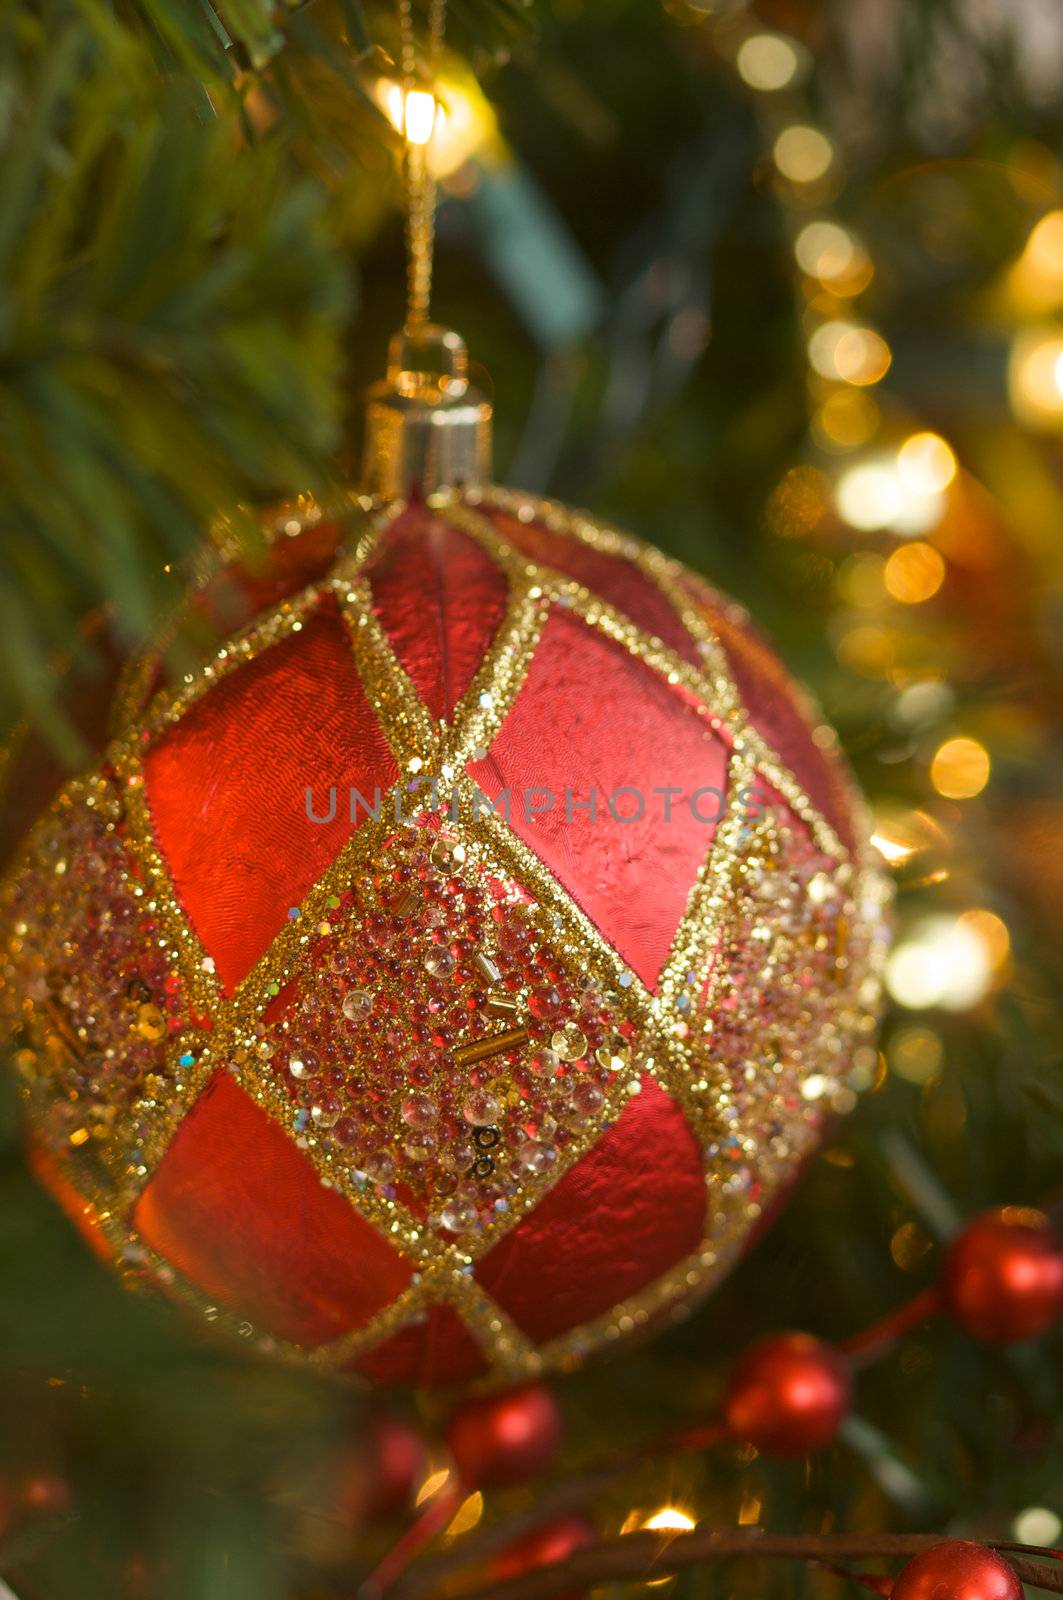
[0,4,351,742]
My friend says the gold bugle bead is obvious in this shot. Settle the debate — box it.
[473,952,502,985]
[482,991,519,1018]
[453,1026,529,1069]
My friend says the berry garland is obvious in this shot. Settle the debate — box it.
[362,1206,1063,1600]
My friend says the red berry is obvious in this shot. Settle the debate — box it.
[362,1413,426,1520]
[891,1541,1024,1600]
[944,1209,1063,1344]
[21,1474,70,1515]
[723,1332,851,1456]
[491,1514,596,1600]
[446,1383,563,1488]
[329,1413,425,1525]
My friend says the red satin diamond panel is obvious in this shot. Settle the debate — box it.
[227,517,345,617]
[366,504,510,722]
[475,1078,706,1343]
[144,602,399,992]
[469,608,729,988]
[135,1073,414,1347]
[487,509,702,667]
[689,583,856,853]
[28,1142,114,1264]
[351,1304,487,1386]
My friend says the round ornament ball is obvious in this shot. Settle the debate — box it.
[490,1513,596,1600]
[0,328,890,1386]
[723,1331,851,1456]
[359,1413,426,1520]
[943,1208,1063,1345]
[891,1543,1023,1600]
[446,1382,563,1488]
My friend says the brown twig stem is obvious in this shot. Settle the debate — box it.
[428,1529,1063,1600]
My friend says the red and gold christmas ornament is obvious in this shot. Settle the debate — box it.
[0,326,890,1386]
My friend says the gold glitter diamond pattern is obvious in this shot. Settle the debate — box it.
[0,486,890,1381]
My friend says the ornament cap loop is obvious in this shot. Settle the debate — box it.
[363,323,492,499]
[388,323,469,398]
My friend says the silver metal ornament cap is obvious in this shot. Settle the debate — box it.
[362,324,492,499]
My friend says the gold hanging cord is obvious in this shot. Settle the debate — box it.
[361,0,492,497]
[397,0,447,329]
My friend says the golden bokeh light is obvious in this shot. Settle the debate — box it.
[884,540,946,603]
[836,552,886,608]
[1014,1509,1063,1547]
[1025,210,1063,276]
[765,464,831,538]
[736,33,801,91]
[931,736,990,799]
[956,908,1010,971]
[893,678,955,729]
[794,220,872,294]
[835,456,943,534]
[1010,210,1063,310]
[773,125,834,183]
[889,1025,944,1084]
[1008,327,1063,426]
[896,432,957,495]
[835,461,901,529]
[890,1219,933,1270]
[834,622,894,676]
[808,321,891,386]
[813,387,880,450]
[415,1467,450,1505]
[886,914,995,1011]
[444,1491,484,1537]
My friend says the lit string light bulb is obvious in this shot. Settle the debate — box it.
[377,70,493,180]
[402,87,438,145]
[621,1507,697,1588]
[871,830,918,868]
[641,1508,697,1534]
[869,806,949,885]
[391,0,448,329]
